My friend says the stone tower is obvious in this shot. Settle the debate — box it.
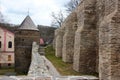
[15,15,40,74]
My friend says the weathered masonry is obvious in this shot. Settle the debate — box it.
[15,15,40,74]
[73,0,97,74]
[54,0,120,80]
[55,27,65,58]
[62,11,77,63]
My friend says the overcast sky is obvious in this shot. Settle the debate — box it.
[0,0,69,26]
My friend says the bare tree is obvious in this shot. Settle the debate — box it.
[50,0,80,27]
[51,10,65,27]
[65,0,81,13]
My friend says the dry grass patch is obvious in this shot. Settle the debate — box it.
[45,45,81,76]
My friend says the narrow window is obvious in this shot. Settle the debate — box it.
[8,55,12,61]
[0,41,1,48]
[0,63,1,68]
[8,41,12,48]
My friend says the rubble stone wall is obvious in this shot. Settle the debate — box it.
[15,30,40,74]
[73,0,97,74]
[98,0,120,80]
[55,27,65,57]
[62,11,77,63]
[55,0,120,80]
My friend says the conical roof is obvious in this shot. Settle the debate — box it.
[19,15,39,31]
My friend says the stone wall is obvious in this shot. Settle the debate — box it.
[54,0,120,80]
[15,30,40,74]
[55,27,65,57]
[28,42,51,77]
[28,42,61,78]
[62,11,77,63]
[73,0,97,74]
[98,0,120,80]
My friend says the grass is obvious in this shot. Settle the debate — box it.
[0,68,15,75]
[0,68,26,76]
[45,45,81,76]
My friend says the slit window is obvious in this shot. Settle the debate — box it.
[0,41,1,48]
[8,41,12,48]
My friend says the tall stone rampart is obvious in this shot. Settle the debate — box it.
[98,0,120,80]
[73,0,97,74]
[62,11,77,63]
[54,0,120,80]
[55,26,65,57]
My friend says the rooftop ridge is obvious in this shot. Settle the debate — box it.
[19,15,39,31]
